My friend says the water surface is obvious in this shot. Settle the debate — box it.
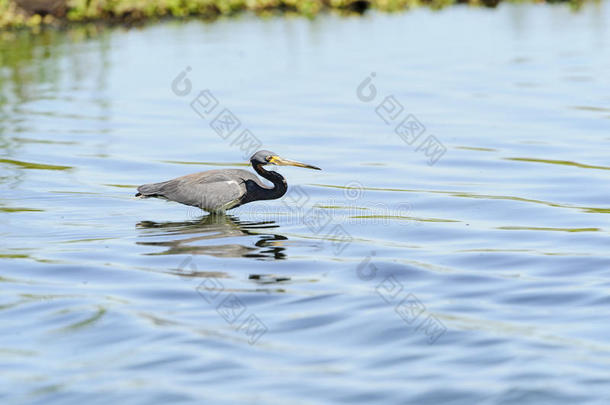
[1,3,610,404]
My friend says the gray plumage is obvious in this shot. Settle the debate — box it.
[136,150,320,214]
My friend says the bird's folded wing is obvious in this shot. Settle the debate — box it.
[160,175,245,211]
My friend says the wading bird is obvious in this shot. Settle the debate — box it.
[136,150,320,213]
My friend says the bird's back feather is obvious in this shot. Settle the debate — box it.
[136,169,258,213]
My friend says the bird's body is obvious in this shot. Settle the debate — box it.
[136,150,320,214]
[136,168,283,212]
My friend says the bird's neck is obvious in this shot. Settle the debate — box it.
[253,163,287,200]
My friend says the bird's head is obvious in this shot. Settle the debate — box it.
[250,150,321,170]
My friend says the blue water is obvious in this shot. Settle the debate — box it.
[1,2,610,404]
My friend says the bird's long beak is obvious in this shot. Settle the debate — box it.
[269,156,321,170]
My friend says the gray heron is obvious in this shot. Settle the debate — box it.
[136,150,320,213]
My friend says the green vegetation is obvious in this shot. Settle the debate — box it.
[0,0,590,30]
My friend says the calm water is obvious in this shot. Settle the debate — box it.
[2,2,610,404]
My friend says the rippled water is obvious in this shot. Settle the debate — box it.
[2,2,610,404]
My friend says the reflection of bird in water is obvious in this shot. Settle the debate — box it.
[136,150,320,213]
[136,214,287,260]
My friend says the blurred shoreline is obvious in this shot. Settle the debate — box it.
[0,0,592,30]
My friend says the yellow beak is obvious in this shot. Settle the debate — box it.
[268,156,321,170]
